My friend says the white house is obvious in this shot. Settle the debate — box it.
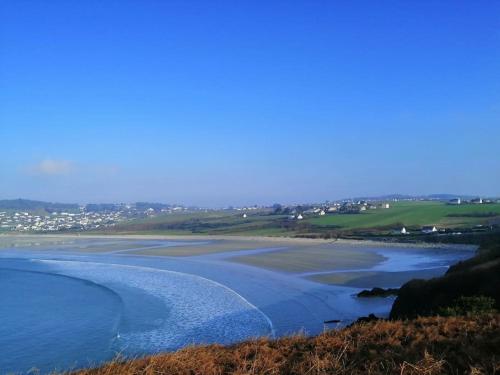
[421,226,438,234]
[319,210,326,216]
[297,214,304,220]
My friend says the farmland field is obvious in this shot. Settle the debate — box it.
[307,201,500,230]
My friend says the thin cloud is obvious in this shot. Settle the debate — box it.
[28,159,75,176]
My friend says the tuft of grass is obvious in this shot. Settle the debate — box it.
[65,314,500,375]
[438,295,497,317]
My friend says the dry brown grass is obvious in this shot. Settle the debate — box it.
[68,314,500,375]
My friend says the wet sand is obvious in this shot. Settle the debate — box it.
[0,233,476,250]
[307,268,448,288]
[230,244,385,273]
[0,234,476,286]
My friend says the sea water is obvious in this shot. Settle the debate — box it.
[0,262,122,374]
[0,241,474,374]
[0,257,272,374]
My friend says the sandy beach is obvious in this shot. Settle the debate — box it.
[0,232,478,250]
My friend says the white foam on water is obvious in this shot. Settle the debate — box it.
[35,259,274,354]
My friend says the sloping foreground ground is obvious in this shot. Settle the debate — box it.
[391,232,500,319]
[70,314,500,375]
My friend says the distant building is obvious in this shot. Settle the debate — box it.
[401,227,408,234]
[297,214,304,220]
[471,198,483,204]
[382,203,390,209]
[243,213,247,218]
[421,226,438,234]
[449,198,461,205]
[319,210,325,216]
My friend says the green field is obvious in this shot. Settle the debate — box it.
[110,209,291,236]
[307,201,500,230]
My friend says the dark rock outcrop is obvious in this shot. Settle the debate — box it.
[357,287,398,298]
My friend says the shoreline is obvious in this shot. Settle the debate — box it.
[0,232,478,251]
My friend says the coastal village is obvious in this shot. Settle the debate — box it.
[0,209,124,232]
[0,203,188,232]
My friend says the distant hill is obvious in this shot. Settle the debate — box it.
[0,199,79,212]
[0,199,176,214]
[134,202,171,211]
[83,202,172,212]
[426,193,476,200]
[347,193,478,202]
[84,203,123,212]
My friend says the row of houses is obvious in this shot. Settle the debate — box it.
[400,225,438,235]
[283,202,391,220]
[448,197,495,205]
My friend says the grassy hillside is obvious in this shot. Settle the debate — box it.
[105,201,500,237]
[109,209,291,236]
[308,201,500,230]
[69,314,500,375]
[0,199,79,213]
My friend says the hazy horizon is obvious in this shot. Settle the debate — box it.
[0,192,493,209]
[1,1,499,206]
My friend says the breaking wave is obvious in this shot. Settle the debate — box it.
[36,259,274,355]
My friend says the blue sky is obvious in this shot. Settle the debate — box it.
[1,1,499,206]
